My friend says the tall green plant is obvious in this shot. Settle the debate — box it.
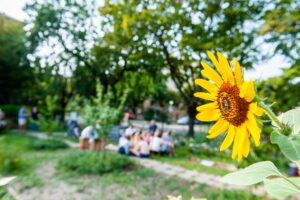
[81,83,127,138]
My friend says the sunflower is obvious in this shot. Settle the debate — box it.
[194,52,264,161]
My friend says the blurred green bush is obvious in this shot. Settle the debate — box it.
[0,150,27,175]
[27,138,68,150]
[0,105,19,119]
[57,150,134,175]
[201,186,262,200]
[143,108,169,122]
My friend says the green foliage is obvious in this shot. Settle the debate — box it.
[35,119,64,134]
[257,63,300,113]
[270,109,300,162]
[276,109,300,135]
[27,138,68,150]
[222,161,300,197]
[264,177,300,197]
[143,108,168,122]
[57,150,134,175]
[260,0,300,60]
[0,15,35,105]
[0,105,19,119]
[0,176,16,200]
[36,96,66,134]
[271,131,300,162]
[0,150,27,175]
[222,161,281,186]
[81,84,125,136]
[200,187,262,200]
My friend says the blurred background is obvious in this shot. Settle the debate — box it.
[0,0,299,135]
[0,0,299,199]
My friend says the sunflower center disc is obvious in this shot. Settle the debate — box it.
[217,83,249,126]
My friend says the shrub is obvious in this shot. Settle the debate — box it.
[57,150,134,175]
[0,150,27,175]
[27,138,68,150]
[143,108,169,122]
[0,105,19,119]
[201,187,262,200]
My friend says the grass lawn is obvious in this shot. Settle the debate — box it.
[0,130,270,200]
[152,146,233,176]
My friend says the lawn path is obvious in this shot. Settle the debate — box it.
[28,132,268,197]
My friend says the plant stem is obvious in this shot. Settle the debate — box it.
[258,102,282,129]
[279,174,300,191]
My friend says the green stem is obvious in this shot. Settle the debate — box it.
[279,174,300,191]
[258,101,282,129]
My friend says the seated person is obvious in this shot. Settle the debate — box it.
[161,130,175,156]
[150,129,162,154]
[148,120,157,134]
[124,124,136,136]
[131,131,141,148]
[131,135,150,158]
[141,130,151,144]
[118,133,131,155]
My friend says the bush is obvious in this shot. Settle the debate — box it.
[27,138,68,150]
[0,150,27,175]
[36,119,66,134]
[0,105,19,119]
[57,150,134,175]
[143,108,169,122]
[201,187,262,200]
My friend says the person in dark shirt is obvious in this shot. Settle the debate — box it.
[31,107,39,131]
[149,120,158,133]
[31,107,39,120]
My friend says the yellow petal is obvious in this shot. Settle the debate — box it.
[196,102,218,112]
[220,125,235,151]
[249,102,264,116]
[239,79,255,102]
[231,126,240,159]
[207,51,228,82]
[208,118,225,134]
[217,52,235,85]
[237,124,247,161]
[194,92,216,101]
[246,112,261,146]
[201,62,224,87]
[233,59,243,86]
[196,109,220,122]
[242,134,250,158]
[207,119,230,139]
[195,78,219,95]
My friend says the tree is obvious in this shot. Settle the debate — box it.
[25,0,163,112]
[258,0,300,113]
[99,0,266,136]
[260,0,300,60]
[0,15,35,104]
[257,61,300,113]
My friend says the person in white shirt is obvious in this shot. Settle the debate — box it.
[80,126,99,149]
[150,129,162,154]
[118,134,131,155]
[124,124,136,136]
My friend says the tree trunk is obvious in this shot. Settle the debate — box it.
[187,102,197,137]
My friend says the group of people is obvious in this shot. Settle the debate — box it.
[0,105,39,130]
[18,105,39,130]
[118,120,175,158]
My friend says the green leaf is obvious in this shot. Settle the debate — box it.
[275,109,300,135]
[271,131,300,161]
[0,176,16,187]
[222,161,281,186]
[264,177,300,197]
